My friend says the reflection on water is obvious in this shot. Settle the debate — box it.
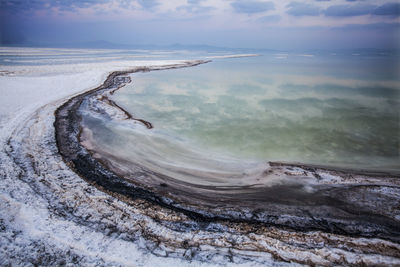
[105,54,399,171]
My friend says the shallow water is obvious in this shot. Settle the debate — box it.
[86,54,399,173]
[75,56,400,241]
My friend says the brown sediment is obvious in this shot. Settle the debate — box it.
[54,59,400,247]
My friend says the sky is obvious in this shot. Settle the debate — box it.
[0,0,399,50]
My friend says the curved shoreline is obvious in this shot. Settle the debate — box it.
[54,60,400,243]
[2,47,399,266]
[54,60,220,222]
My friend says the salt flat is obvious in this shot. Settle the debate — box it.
[0,47,399,266]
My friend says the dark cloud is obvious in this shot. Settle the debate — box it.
[0,0,164,14]
[0,0,109,13]
[0,0,47,13]
[324,3,400,17]
[231,1,274,14]
[286,2,321,16]
[372,3,400,16]
[137,0,159,10]
[324,4,375,16]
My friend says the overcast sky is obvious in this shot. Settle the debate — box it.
[0,0,399,49]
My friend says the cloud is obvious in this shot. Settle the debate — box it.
[0,0,109,13]
[0,0,49,12]
[324,3,399,17]
[0,0,162,13]
[177,0,214,14]
[187,0,206,4]
[286,2,321,16]
[258,14,281,23]
[177,5,214,14]
[324,4,375,17]
[231,1,274,14]
[137,0,160,10]
[372,3,400,16]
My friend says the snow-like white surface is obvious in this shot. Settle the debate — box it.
[1,47,399,266]
[1,49,290,266]
[205,54,260,59]
[0,59,185,120]
[1,54,221,266]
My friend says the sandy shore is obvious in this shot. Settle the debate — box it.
[1,51,400,266]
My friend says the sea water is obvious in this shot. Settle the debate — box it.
[97,52,399,173]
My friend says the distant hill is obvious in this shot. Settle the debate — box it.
[2,40,277,53]
[1,40,397,56]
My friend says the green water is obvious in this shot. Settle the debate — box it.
[111,55,400,171]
